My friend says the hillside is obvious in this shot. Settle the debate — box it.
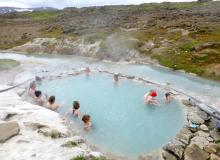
[0,1,220,80]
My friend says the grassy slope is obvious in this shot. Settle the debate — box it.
[0,1,220,80]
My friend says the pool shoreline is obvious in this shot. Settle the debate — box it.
[24,68,219,159]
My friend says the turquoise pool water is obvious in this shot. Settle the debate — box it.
[40,72,183,158]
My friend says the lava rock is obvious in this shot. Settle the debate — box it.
[200,124,209,131]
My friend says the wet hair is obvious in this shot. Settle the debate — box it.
[35,90,42,98]
[48,96,55,104]
[165,92,171,97]
[82,115,90,123]
[73,101,80,110]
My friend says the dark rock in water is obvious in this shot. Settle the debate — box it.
[0,122,20,143]
[184,144,209,160]
[163,138,185,159]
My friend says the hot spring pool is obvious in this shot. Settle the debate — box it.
[40,72,183,158]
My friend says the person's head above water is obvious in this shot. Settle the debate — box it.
[48,96,55,104]
[150,90,157,97]
[35,90,42,98]
[82,115,91,123]
[73,101,80,110]
[30,82,36,90]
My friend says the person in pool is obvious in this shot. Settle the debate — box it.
[34,90,45,106]
[144,90,157,105]
[82,114,92,130]
[66,101,81,117]
[165,92,173,102]
[28,81,36,98]
[113,73,119,85]
[85,67,90,75]
[46,96,59,111]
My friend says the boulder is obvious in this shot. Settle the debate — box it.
[163,139,185,159]
[204,143,218,154]
[195,131,210,138]
[182,100,195,107]
[210,129,220,142]
[200,124,209,131]
[208,118,218,129]
[0,122,20,143]
[197,109,210,121]
[162,151,177,160]
[184,144,209,160]
[190,136,210,149]
[176,127,193,145]
[210,154,220,160]
[188,112,205,125]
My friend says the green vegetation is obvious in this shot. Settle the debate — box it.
[0,59,20,70]
[71,156,86,160]
[24,11,61,21]
[135,20,220,80]
[71,156,106,160]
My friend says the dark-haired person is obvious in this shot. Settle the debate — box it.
[46,96,58,111]
[82,114,92,130]
[65,101,81,117]
[113,73,119,83]
[34,90,44,106]
[165,92,173,102]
